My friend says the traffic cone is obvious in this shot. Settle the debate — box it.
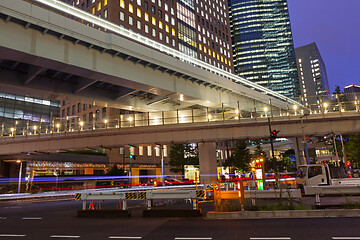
[89,200,94,210]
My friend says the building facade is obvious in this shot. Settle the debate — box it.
[229,0,300,98]
[63,0,234,73]
[295,42,330,110]
[344,84,360,102]
[0,92,60,136]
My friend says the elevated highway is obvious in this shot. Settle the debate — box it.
[0,112,358,155]
[0,0,301,112]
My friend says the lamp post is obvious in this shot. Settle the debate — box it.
[54,171,59,190]
[17,160,23,194]
[300,113,310,164]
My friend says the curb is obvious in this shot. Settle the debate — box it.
[207,209,360,219]
[143,209,202,217]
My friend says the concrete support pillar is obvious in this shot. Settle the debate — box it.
[290,138,304,167]
[198,142,217,184]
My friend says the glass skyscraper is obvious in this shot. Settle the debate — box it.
[229,0,300,99]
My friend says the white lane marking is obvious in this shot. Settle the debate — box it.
[175,238,212,240]
[0,234,26,237]
[108,237,142,239]
[22,217,42,220]
[250,238,291,240]
[50,235,80,238]
[332,238,360,240]
[0,217,7,220]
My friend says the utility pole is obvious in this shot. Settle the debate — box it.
[267,117,277,176]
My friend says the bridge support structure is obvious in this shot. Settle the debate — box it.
[198,142,217,184]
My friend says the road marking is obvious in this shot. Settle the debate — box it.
[22,217,42,220]
[50,235,80,238]
[250,238,291,240]
[108,237,142,239]
[0,217,7,220]
[332,238,360,240]
[175,238,212,240]
[0,234,26,237]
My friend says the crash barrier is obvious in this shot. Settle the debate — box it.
[75,189,206,210]
[304,185,360,205]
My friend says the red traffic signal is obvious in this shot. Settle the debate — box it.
[271,130,280,139]
[346,162,351,167]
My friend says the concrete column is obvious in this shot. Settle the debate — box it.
[198,142,217,184]
[289,138,304,167]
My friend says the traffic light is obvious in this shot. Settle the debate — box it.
[346,162,351,167]
[130,154,136,160]
[271,130,280,139]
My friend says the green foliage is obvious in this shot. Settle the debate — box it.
[277,149,297,172]
[345,134,360,167]
[223,140,252,172]
[169,144,199,176]
[106,164,126,176]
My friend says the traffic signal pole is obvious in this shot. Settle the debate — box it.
[268,117,278,186]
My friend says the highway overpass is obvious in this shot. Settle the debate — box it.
[0,0,301,113]
[0,111,358,155]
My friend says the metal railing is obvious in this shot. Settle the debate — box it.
[0,94,359,138]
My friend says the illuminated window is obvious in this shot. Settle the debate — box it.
[165,25,169,32]
[137,0,141,5]
[129,3,133,13]
[208,49,211,55]
[98,2,101,11]
[152,17,156,25]
[212,52,215,58]
[221,56,223,62]
[199,43,202,51]
[228,61,231,67]
[120,11,125,21]
[159,32,163,40]
[147,146,152,156]
[137,20,141,29]
[137,8,141,17]
[120,0,125,8]
[92,6,95,14]
[104,0,107,6]
[144,12,149,21]
[139,146,143,155]
[171,28,175,36]
[225,58,227,64]
[129,16,133,25]
[159,21,163,29]
[145,24,149,33]
[204,46,207,53]
[217,54,219,60]
[152,28,156,37]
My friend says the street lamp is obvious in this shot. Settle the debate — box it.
[300,113,310,164]
[53,171,59,190]
[16,160,23,194]
[293,105,298,115]
[323,102,328,113]
[264,107,268,117]
[104,119,108,129]
[33,125,37,135]
[79,121,84,131]
[56,123,60,132]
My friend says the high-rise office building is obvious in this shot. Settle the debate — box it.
[344,84,360,101]
[62,0,234,73]
[295,42,330,109]
[229,0,300,98]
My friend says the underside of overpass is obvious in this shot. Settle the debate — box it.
[0,0,300,114]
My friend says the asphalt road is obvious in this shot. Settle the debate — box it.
[0,199,360,240]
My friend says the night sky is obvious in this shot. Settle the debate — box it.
[287,0,360,93]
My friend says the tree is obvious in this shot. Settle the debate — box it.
[345,134,360,168]
[223,140,252,172]
[169,144,199,177]
[106,164,126,176]
[277,149,297,172]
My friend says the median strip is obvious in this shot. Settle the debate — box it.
[22,217,42,220]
